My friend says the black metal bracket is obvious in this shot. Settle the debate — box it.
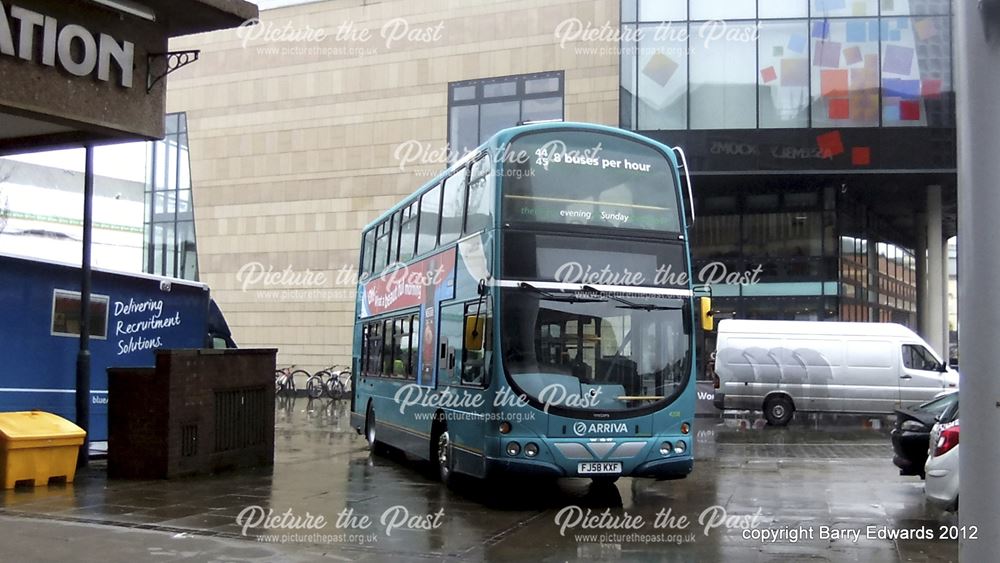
[982,0,1000,43]
[146,50,201,93]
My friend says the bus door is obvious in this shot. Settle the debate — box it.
[437,303,465,388]
[436,300,492,389]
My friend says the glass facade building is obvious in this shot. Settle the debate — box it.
[618,0,953,332]
[143,113,199,281]
[620,0,952,131]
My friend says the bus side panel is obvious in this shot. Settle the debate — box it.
[0,256,211,441]
[354,247,460,459]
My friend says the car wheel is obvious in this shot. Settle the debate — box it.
[763,395,794,426]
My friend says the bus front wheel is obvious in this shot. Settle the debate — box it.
[434,426,455,487]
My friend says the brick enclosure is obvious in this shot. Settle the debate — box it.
[107,348,277,479]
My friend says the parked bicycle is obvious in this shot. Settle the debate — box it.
[306,364,352,400]
[275,365,308,396]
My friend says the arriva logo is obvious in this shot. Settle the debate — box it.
[573,422,628,436]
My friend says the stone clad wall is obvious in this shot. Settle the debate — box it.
[165,0,620,373]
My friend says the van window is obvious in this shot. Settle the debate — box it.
[846,341,893,368]
[52,290,109,340]
[902,345,943,372]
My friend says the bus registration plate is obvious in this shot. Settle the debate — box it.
[578,462,622,475]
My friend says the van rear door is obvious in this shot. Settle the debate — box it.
[899,343,948,408]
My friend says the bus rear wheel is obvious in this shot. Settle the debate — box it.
[365,404,384,454]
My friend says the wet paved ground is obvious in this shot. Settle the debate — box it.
[0,397,959,562]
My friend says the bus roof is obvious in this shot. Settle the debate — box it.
[362,122,681,233]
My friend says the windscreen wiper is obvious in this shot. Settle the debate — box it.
[518,282,604,304]
[582,285,684,311]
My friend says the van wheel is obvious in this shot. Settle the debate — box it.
[763,396,794,426]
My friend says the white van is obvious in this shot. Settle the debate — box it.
[712,320,958,425]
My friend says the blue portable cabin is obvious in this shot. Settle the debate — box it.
[0,252,235,441]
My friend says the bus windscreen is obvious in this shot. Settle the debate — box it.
[501,130,681,232]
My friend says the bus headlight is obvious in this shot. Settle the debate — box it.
[506,441,521,456]
[674,440,687,455]
[660,442,673,456]
[524,442,539,457]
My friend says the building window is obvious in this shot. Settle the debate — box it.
[759,0,808,19]
[448,71,564,158]
[636,23,687,130]
[759,21,811,128]
[621,0,954,130]
[144,113,198,280]
[690,22,758,129]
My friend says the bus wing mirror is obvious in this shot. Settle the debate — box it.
[699,297,714,332]
[465,316,485,351]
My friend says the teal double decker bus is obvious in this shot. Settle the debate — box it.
[351,122,710,485]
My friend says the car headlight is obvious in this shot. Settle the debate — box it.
[901,420,925,432]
